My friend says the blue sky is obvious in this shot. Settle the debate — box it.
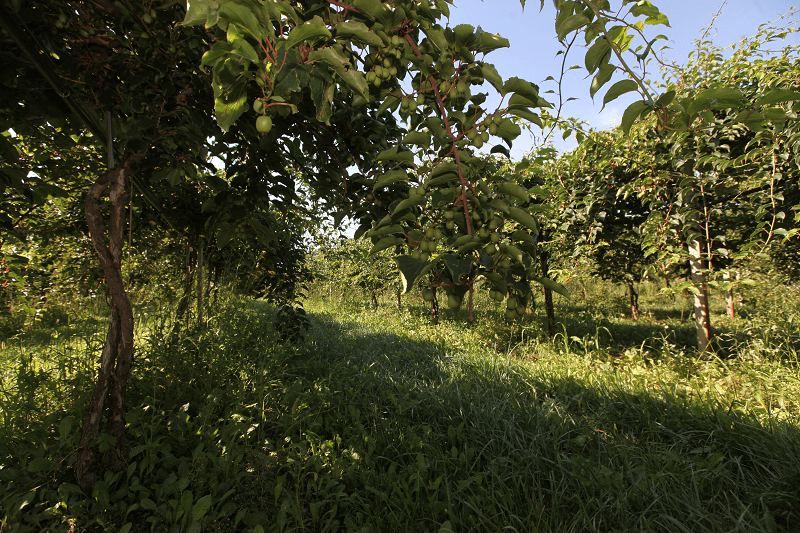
[445,0,800,155]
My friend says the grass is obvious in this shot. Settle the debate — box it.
[1,277,799,532]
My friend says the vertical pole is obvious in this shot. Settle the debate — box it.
[688,238,711,353]
[539,235,556,338]
[185,241,192,328]
[106,111,114,169]
[197,241,204,326]
[723,270,735,318]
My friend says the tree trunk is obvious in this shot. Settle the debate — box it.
[467,283,474,324]
[76,154,142,493]
[723,270,735,318]
[688,238,712,354]
[579,279,587,302]
[197,242,204,326]
[540,246,556,338]
[171,239,196,339]
[627,280,640,321]
[431,287,439,325]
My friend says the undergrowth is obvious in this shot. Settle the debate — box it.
[1,278,799,532]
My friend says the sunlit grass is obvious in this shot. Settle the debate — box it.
[1,277,799,532]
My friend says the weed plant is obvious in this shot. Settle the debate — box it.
[1,277,799,532]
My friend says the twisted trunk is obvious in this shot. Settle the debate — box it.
[76,154,142,493]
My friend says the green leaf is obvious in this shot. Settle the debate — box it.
[401,131,432,147]
[453,234,479,247]
[426,27,448,51]
[697,87,744,101]
[479,32,510,52]
[309,77,334,123]
[503,244,524,264]
[308,48,367,97]
[181,490,193,516]
[334,20,382,45]
[216,223,236,249]
[490,198,511,215]
[655,90,676,108]
[231,39,259,63]
[496,119,521,145]
[214,78,248,132]
[630,2,659,18]
[528,275,570,298]
[481,63,504,94]
[352,0,388,20]
[508,206,539,234]
[308,47,350,75]
[393,194,427,213]
[453,24,475,44]
[0,134,19,163]
[620,99,651,135]
[36,183,69,199]
[377,95,401,116]
[557,14,590,41]
[182,0,212,26]
[354,223,371,240]
[490,144,511,158]
[589,62,614,99]
[585,38,611,73]
[366,223,404,238]
[192,495,213,522]
[425,172,459,188]
[509,92,551,109]
[59,417,72,439]
[376,146,415,164]
[503,77,539,100]
[441,254,474,282]
[28,457,51,473]
[274,60,311,94]
[690,87,744,112]
[509,229,535,244]
[430,161,459,178]
[483,271,507,293]
[13,492,35,516]
[373,170,410,189]
[602,79,638,110]
[755,89,800,107]
[395,255,438,293]
[370,236,404,255]
[283,20,332,51]
[497,182,530,202]
[425,116,448,138]
[219,2,264,41]
[508,107,543,127]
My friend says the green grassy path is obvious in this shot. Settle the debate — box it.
[290,299,800,532]
[2,293,799,532]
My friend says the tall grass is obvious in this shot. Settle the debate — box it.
[1,277,799,532]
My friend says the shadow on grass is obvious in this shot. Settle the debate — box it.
[248,307,800,532]
[3,298,799,533]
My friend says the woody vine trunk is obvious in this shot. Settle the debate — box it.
[539,236,556,337]
[76,154,142,493]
